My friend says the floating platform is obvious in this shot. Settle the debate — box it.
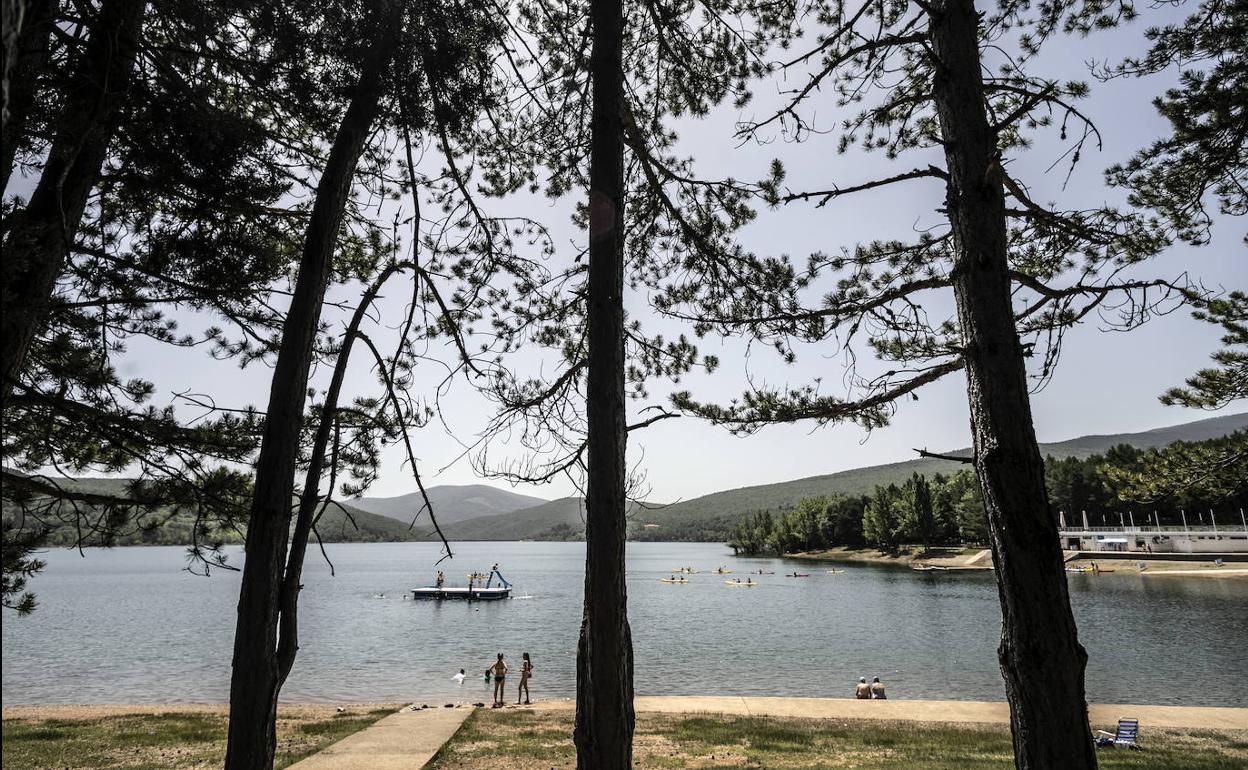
[411,586,512,601]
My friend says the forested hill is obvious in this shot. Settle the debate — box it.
[9,412,1245,547]
[1,483,425,547]
[631,411,1248,540]
[419,411,1247,542]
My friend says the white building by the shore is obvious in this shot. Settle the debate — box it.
[1058,510,1248,554]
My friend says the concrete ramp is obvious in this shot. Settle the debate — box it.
[286,706,472,770]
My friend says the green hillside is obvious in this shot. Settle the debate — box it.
[11,412,1245,546]
[432,411,1248,542]
[632,411,1248,535]
[2,480,423,547]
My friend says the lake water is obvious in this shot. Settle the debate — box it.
[3,542,1246,707]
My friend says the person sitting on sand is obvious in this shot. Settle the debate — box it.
[870,677,887,699]
[518,652,534,705]
[489,653,508,707]
[855,678,871,699]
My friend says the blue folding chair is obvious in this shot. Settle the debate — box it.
[1095,718,1140,750]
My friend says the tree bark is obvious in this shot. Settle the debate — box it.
[929,1,1097,768]
[274,262,407,688]
[223,5,400,769]
[0,0,143,405]
[1,0,56,196]
[574,0,634,767]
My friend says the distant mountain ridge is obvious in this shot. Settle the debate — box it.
[12,412,1244,546]
[421,411,1248,541]
[1,477,428,546]
[350,484,548,527]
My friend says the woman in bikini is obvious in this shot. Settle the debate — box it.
[517,652,533,704]
[489,653,508,707]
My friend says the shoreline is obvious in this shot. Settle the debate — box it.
[786,546,1248,578]
[5,697,1247,732]
[786,546,993,570]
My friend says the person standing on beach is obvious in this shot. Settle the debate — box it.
[489,653,508,707]
[517,652,533,704]
[855,678,871,699]
[870,677,887,699]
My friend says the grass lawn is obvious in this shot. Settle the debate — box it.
[427,709,1248,770]
[1,706,397,770]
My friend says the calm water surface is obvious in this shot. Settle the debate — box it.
[2,542,1245,706]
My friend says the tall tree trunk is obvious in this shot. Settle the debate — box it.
[929,1,1097,768]
[574,0,634,767]
[274,262,406,688]
[1,0,56,196]
[0,0,143,405]
[223,5,400,769]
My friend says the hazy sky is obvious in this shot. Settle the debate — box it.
[73,4,1248,505]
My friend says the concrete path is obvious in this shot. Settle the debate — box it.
[531,696,1248,731]
[286,706,472,770]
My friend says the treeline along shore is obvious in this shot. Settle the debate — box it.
[725,433,1248,557]
[8,430,1246,551]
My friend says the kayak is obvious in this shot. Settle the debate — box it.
[725,581,757,587]
[752,570,776,575]
[786,573,810,578]
[826,569,844,574]
[659,578,690,584]
[715,570,734,574]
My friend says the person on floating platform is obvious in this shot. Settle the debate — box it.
[870,677,887,699]
[855,678,871,699]
[489,653,508,707]
[517,652,533,705]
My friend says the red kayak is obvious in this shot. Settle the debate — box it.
[787,573,810,577]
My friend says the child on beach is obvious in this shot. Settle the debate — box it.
[518,652,533,704]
